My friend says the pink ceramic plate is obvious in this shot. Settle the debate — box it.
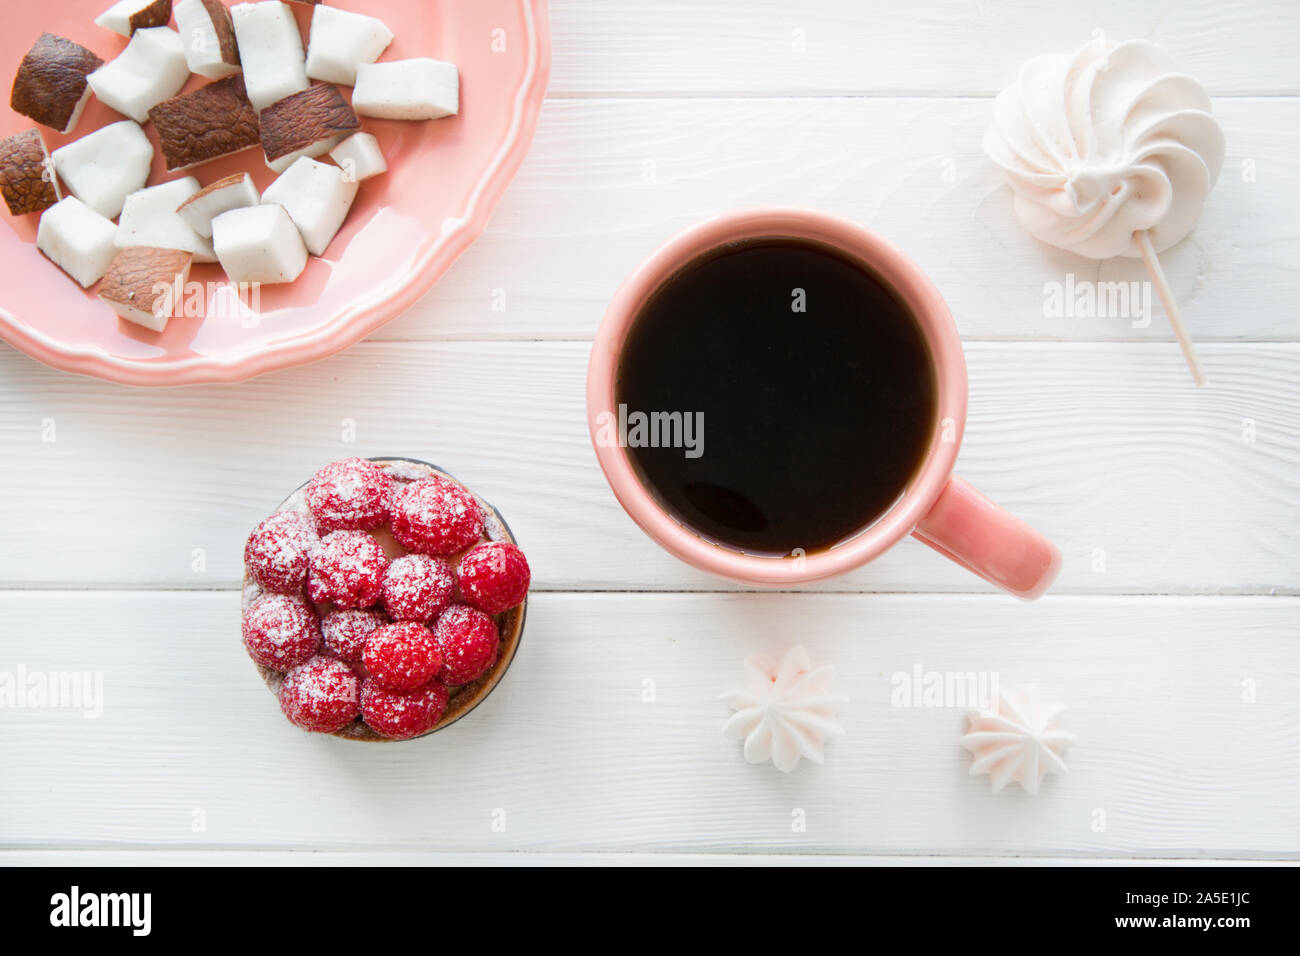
[0,0,550,385]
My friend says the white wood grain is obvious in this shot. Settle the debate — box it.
[1,591,1295,856]
[370,97,1299,343]
[1,851,1284,866]
[0,341,1295,594]
[547,0,1300,95]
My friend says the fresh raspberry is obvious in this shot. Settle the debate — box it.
[361,678,449,740]
[321,608,388,663]
[242,594,321,671]
[279,656,361,733]
[456,542,531,614]
[308,530,387,609]
[382,554,455,623]
[390,477,483,557]
[362,622,442,692]
[305,458,392,532]
[244,510,319,594]
[434,605,499,686]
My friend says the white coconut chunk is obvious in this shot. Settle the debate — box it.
[88,28,192,124]
[95,0,169,37]
[95,1,139,37]
[175,0,243,80]
[37,197,119,288]
[306,6,394,86]
[116,177,217,263]
[212,203,308,284]
[352,59,459,121]
[51,120,154,221]
[329,132,387,183]
[176,173,260,238]
[231,2,309,112]
[265,141,335,175]
[260,157,358,257]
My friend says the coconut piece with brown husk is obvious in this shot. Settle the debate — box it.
[99,246,193,332]
[174,0,242,79]
[176,172,260,238]
[259,83,359,173]
[149,75,261,172]
[0,128,61,216]
[95,0,174,37]
[10,34,104,135]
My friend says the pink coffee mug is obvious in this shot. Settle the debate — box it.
[587,208,1062,599]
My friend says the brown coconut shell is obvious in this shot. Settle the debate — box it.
[149,75,262,172]
[10,33,103,133]
[0,128,59,215]
[259,84,360,167]
[126,0,174,34]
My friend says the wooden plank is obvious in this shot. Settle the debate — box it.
[1,591,1295,856]
[0,341,1295,594]
[370,97,1300,343]
[0,851,1286,866]
[547,0,1300,96]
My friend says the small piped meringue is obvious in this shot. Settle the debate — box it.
[960,685,1074,795]
[721,645,846,773]
[984,37,1225,259]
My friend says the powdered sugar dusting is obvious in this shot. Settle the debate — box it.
[382,554,455,622]
[390,476,484,556]
[280,656,361,733]
[305,458,392,532]
[244,510,319,594]
[321,607,387,663]
[307,530,388,609]
[361,677,449,739]
[242,594,321,671]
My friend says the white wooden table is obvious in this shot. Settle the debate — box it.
[2,1,1297,866]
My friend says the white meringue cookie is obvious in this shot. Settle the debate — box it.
[721,645,846,773]
[984,38,1225,259]
[960,685,1074,795]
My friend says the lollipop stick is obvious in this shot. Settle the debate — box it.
[1134,229,1206,387]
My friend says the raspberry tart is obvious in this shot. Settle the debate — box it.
[241,458,529,741]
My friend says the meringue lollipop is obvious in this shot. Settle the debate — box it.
[984,37,1226,385]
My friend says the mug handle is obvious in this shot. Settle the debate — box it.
[912,476,1062,601]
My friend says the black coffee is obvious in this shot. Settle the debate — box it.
[615,237,937,556]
